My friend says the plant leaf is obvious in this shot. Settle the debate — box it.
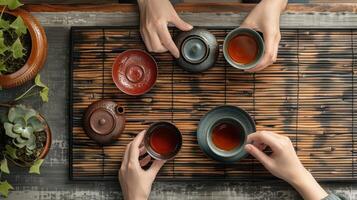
[0,30,8,56]
[10,16,27,36]
[0,0,24,10]
[40,87,49,102]
[35,74,46,88]
[35,75,49,102]
[24,108,37,122]
[21,126,33,139]
[0,181,13,198]
[5,145,18,159]
[4,122,18,138]
[12,123,23,133]
[8,105,25,122]
[29,159,44,174]
[13,117,25,127]
[0,19,10,30]
[10,38,24,59]
[0,158,9,174]
[13,138,26,148]
[26,134,36,150]
[27,116,44,132]
[0,62,7,74]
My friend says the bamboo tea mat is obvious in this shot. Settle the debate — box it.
[70,27,357,181]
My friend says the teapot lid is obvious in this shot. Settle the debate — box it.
[89,108,115,135]
[175,28,218,73]
[83,100,126,144]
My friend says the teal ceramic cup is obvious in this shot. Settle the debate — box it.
[223,27,265,70]
[197,106,256,163]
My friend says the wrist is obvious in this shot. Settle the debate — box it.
[289,168,312,187]
[126,193,148,200]
[289,169,328,200]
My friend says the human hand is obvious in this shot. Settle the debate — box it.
[137,0,193,58]
[245,131,328,200]
[240,0,287,72]
[119,130,165,200]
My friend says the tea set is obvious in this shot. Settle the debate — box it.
[83,27,263,163]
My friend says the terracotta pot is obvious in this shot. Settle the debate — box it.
[0,7,48,89]
[6,113,52,168]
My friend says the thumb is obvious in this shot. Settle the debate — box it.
[148,160,165,178]
[245,32,275,73]
[171,15,193,31]
[245,144,273,169]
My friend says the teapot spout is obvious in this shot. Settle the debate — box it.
[116,105,125,115]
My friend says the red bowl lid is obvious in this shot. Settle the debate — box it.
[112,50,158,96]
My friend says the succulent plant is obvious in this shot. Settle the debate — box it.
[0,104,47,198]
[3,104,45,156]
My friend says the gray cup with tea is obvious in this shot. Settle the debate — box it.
[223,27,265,70]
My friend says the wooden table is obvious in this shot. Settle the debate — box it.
[0,3,356,199]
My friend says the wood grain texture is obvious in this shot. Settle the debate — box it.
[0,8,356,199]
[70,27,357,181]
[21,3,357,13]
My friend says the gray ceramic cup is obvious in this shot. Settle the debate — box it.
[223,28,265,70]
[197,106,256,163]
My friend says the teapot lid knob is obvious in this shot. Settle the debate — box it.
[99,118,106,125]
[89,109,115,136]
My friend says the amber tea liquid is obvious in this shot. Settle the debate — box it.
[211,122,243,151]
[227,34,258,65]
[149,125,180,156]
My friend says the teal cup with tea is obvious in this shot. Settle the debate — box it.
[197,106,256,163]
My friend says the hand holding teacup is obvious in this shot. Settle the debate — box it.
[119,130,166,200]
[245,131,328,200]
[238,0,288,72]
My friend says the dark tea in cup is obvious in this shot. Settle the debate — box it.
[210,119,245,152]
[223,28,264,70]
[227,34,258,65]
[144,122,182,160]
[197,105,255,162]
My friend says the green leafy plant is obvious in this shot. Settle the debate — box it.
[0,0,29,75]
[0,104,46,197]
[14,74,49,102]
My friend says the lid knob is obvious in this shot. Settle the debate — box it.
[126,64,144,83]
[89,109,115,136]
[99,118,106,125]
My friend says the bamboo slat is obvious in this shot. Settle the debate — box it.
[70,27,357,181]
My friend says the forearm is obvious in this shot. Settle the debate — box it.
[289,169,328,200]
[261,0,288,12]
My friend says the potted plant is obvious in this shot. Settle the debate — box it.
[0,75,50,198]
[0,0,47,89]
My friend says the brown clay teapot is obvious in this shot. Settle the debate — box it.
[83,100,125,144]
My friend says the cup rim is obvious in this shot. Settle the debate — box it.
[206,117,247,158]
[197,105,256,163]
[144,121,182,161]
[223,27,265,70]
